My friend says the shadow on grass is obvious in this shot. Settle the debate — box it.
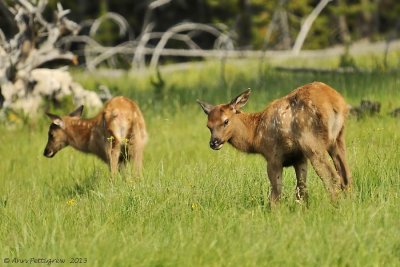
[58,170,103,199]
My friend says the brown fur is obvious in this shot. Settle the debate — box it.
[198,82,351,203]
[44,96,148,176]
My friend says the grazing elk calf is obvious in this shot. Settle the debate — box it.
[44,96,148,176]
[197,82,351,203]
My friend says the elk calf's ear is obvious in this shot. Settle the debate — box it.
[197,100,214,115]
[69,105,84,117]
[46,112,65,128]
[230,89,251,112]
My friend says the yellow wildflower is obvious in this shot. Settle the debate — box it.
[191,203,199,210]
[66,199,76,206]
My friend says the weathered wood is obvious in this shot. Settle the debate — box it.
[0,0,102,116]
[292,0,333,55]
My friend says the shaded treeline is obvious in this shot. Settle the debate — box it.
[35,0,400,50]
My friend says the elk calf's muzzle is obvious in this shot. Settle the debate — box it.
[210,138,223,150]
[43,148,54,158]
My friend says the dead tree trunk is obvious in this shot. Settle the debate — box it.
[0,0,102,117]
[236,0,253,48]
[279,8,291,50]
[292,0,333,55]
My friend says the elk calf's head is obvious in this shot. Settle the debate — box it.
[44,105,84,158]
[196,82,352,204]
[197,89,251,150]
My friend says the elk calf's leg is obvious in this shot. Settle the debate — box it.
[329,144,351,190]
[294,157,308,202]
[328,145,343,184]
[267,162,283,203]
[108,139,121,176]
[128,137,145,177]
[333,130,352,190]
[307,151,341,200]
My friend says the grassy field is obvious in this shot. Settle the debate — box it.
[1,63,399,266]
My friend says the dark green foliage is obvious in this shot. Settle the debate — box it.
[44,0,400,51]
[339,45,357,69]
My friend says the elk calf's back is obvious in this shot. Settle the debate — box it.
[197,82,351,203]
[44,96,147,175]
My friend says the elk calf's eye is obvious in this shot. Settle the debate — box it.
[224,119,229,126]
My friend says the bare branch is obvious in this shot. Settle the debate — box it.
[133,0,173,69]
[86,41,136,71]
[89,12,134,40]
[142,0,172,33]
[132,30,201,70]
[292,0,333,55]
[149,22,233,69]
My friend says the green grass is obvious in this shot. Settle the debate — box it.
[1,64,400,266]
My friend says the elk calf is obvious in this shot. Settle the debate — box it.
[197,82,351,203]
[44,96,148,176]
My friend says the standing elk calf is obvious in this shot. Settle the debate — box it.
[197,82,351,203]
[44,96,148,176]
